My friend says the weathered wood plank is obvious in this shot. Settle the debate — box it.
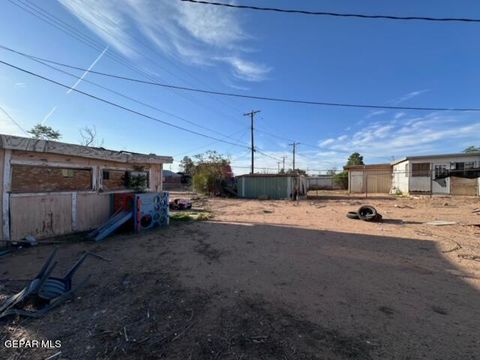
[10,194,72,240]
[2,149,11,240]
[76,193,111,231]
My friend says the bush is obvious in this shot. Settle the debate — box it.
[333,171,348,189]
[193,173,209,194]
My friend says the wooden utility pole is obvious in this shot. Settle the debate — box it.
[289,142,300,172]
[244,110,260,174]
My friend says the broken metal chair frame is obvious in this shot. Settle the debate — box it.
[0,249,58,317]
[0,249,96,319]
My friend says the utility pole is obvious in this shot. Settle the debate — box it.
[282,156,286,172]
[244,110,261,174]
[289,142,300,172]
[277,162,281,173]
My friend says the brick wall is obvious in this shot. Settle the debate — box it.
[11,165,92,193]
[102,169,128,191]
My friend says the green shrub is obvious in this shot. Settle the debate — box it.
[333,171,348,189]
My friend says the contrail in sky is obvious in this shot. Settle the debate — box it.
[42,46,108,124]
[66,46,108,94]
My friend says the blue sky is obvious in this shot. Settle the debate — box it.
[1,0,479,174]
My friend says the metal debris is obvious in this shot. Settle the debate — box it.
[0,249,105,319]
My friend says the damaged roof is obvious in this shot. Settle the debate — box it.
[0,134,173,164]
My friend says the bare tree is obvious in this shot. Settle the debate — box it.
[79,126,103,147]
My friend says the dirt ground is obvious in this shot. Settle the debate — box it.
[1,192,480,359]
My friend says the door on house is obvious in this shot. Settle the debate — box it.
[432,164,450,194]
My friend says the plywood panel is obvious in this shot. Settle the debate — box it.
[451,177,477,196]
[10,194,72,240]
[76,193,111,231]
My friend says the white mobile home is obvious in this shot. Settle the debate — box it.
[391,152,480,196]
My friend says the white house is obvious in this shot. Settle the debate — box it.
[391,152,480,196]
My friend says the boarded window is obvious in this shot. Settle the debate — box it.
[11,165,92,193]
[411,163,430,177]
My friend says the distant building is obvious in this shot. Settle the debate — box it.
[162,170,182,184]
[344,164,393,194]
[392,152,480,196]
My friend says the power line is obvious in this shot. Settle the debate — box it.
[0,105,28,134]
[16,50,244,141]
[256,128,353,155]
[172,127,250,158]
[7,0,153,82]
[181,0,480,23]
[2,45,478,113]
[255,148,282,162]
[8,0,246,128]
[0,59,252,150]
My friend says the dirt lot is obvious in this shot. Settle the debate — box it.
[1,193,480,359]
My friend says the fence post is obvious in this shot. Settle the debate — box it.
[430,167,433,198]
[364,166,368,199]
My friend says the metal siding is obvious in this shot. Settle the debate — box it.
[239,176,289,199]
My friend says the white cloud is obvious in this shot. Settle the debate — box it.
[59,0,135,57]
[59,0,271,82]
[176,2,245,47]
[320,112,480,162]
[218,56,271,82]
[365,110,386,118]
[391,89,430,105]
[319,138,335,146]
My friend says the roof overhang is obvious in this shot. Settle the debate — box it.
[344,163,392,171]
[391,152,480,165]
[0,134,173,164]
